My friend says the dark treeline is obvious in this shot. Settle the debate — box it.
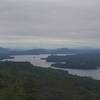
[46,52,100,69]
[0,61,100,100]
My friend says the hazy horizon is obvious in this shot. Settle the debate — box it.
[0,0,100,48]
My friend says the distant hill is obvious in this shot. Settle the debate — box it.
[0,47,100,56]
[0,47,11,54]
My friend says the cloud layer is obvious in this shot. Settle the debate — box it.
[0,0,100,48]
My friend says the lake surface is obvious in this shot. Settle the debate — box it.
[2,54,100,80]
[2,54,52,68]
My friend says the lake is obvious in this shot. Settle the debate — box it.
[2,54,100,80]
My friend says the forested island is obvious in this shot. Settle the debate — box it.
[0,61,100,100]
[46,52,100,69]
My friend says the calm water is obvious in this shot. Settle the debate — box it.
[2,54,52,68]
[2,54,100,80]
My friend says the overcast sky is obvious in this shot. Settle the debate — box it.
[0,0,100,48]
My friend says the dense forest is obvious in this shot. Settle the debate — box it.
[46,52,100,69]
[0,61,100,100]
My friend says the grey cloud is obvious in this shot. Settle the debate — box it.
[0,0,100,48]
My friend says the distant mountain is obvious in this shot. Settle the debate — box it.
[0,47,100,56]
[0,47,13,59]
[10,48,74,55]
[0,47,11,54]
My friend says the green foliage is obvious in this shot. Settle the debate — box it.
[47,53,100,69]
[0,61,100,100]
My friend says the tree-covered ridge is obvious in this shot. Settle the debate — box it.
[46,53,100,69]
[0,61,100,100]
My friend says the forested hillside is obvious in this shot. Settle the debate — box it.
[0,61,100,100]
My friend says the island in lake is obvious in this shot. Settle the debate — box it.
[46,52,100,69]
